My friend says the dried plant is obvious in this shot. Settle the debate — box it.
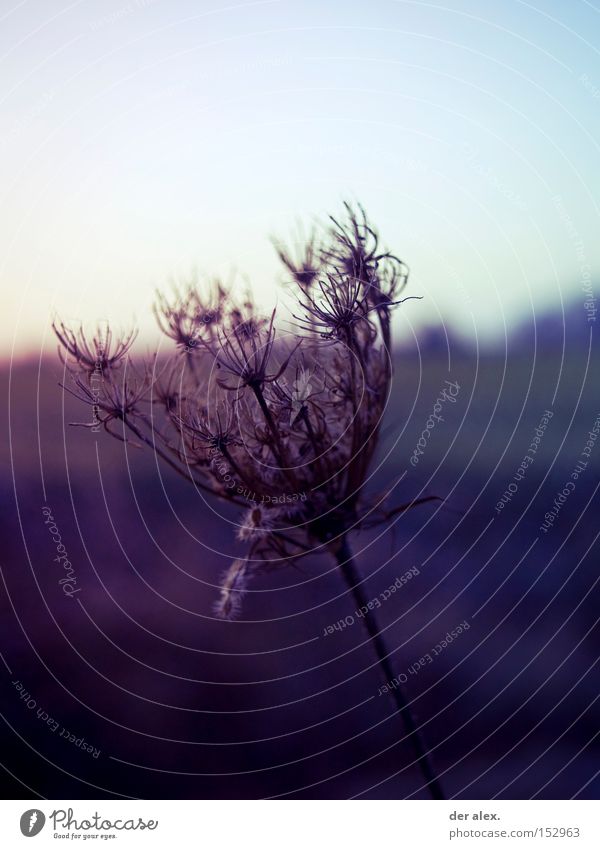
[53,203,444,798]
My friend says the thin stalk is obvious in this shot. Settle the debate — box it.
[252,385,285,456]
[251,384,299,490]
[185,349,202,386]
[219,443,268,502]
[300,407,325,478]
[335,536,444,799]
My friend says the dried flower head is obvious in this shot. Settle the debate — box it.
[54,203,432,618]
[273,225,321,290]
[53,320,137,377]
[154,278,226,352]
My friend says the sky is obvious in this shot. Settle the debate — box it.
[1,0,599,355]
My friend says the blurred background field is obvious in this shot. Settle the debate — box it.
[2,302,598,799]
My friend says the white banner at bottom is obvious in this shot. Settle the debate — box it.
[0,800,598,848]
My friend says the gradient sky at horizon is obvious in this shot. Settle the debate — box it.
[1,0,599,355]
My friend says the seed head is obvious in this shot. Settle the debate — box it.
[54,203,429,618]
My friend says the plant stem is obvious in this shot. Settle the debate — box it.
[335,536,444,799]
[252,384,299,490]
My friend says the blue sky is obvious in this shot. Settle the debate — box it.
[1,0,599,353]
